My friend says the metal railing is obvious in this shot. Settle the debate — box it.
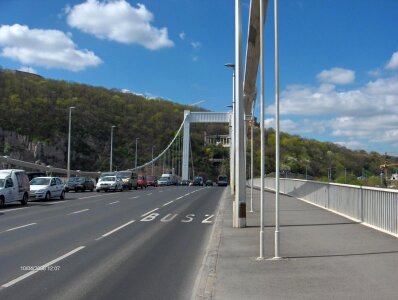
[253,178,398,237]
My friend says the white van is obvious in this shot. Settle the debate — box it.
[0,169,30,207]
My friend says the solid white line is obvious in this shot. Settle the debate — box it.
[77,194,114,200]
[102,220,136,237]
[68,209,89,215]
[1,246,85,288]
[0,223,36,234]
[107,201,119,205]
[141,208,159,217]
[162,201,174,207]
[3,207,28,213]
[146,193,153,196]
[132,196,139,199]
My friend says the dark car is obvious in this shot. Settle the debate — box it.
[146,175,157,187]
[65,176,94,192]
[181,179,190,186]
[193,176,204,186]
[217,175,229,187]
[205,180,213,186]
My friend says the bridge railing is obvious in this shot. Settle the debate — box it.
[253,178,398,237]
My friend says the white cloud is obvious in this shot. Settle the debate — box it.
[179,32,186,40]
[18,66,37,74]
[192,55,199,62]
[316,67,355,85]
[191,41,201,49]
[0,24,102,71]
[334,140,366,150]
[386,51,398,70]
[66,0,174,50]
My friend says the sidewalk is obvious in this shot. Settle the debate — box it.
[198,185,398,300]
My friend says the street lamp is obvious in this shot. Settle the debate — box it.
[135,138,140,169]
[67,106,75,180]
[151,145,155,175]
[110,125,116,172]
[225,63,235,196]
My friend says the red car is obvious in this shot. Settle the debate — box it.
[146,175,157,187]
[137,175,147,189]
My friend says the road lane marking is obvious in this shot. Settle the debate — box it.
[1,246,85,288]
[0,223,36,234]
[146,193,153,196]
[158,190,163,193]
[141,208,159,217]
[101,220,136,237]
[176,196,184,200]
[162,200,174,207]
[132,196,140,199]
[68,209,89,215]
[107,201,119,205]
[77,194,114,200]
[2,207,28,213]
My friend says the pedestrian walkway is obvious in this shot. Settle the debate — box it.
[196,185,398,300]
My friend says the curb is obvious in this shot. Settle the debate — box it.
[191,188,229,300]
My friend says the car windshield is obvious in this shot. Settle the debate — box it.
[159,177,168,181]
[0,178,5,187]
[30,178,51,185]
[67,178,77,183]
[100,176,115,182]
[119,172,131,178]
[75,177,85,183]
[219,176,227,181]
[138,175,143,179]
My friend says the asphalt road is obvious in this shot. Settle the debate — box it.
[0,185,225,300]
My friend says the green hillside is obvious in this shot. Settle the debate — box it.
[0,68,395,185]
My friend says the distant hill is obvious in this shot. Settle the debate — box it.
[0,68,394,184]
[0,69,227,176]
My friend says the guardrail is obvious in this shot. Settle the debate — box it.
[252,178,398,237]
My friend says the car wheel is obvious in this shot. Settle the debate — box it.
[82,185,86,192]
[96,189,100,193]
[134,186,138,190]
[44,192,51,201]
[90,188,94,192]
[0,196,4,208]
[20,193,28,205]
[60,190,65,200]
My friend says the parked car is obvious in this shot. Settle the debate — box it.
[146,175,157,187]
[26,172,47,182]
[96,176,123,192]
[137,175,147,189]
[181,179,190,186]
[119,171,138,190]
[29,177,65,201]
[0,169,30,207]
[205,180,213,186]
[157,176,171,186]
[193,176,204,186]
[217,175,229,187]
[65,176,94,192]
[161,173,178,186]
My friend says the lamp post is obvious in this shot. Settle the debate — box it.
[135,138,140,169]
[151,145,155,175]
[67,106,75,180]
[225,63,235,196]
[110,125,116,172]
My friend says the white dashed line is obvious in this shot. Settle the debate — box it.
[107,201,119,205]
[1,246,85,288]
[162,201,174,207]
[101,220,136,237]
[0,223,36,234]
[132,196,139,199]
[141,208,159,217]
[146,193,152,196]
[68,209,89,215]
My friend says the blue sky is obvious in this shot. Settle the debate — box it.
[0,0,398,154]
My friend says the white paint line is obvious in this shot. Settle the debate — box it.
[68,209,89,215]
[184,193,191,197]
[0,223,36,234]
[107,201,119,205]
[132,196,140,199]
[162,200,174,207]
[1,246,85,288]
[146,193,153,196]
[141,208,159,217]
[3,207,28,213]
[159,190,163,193]
[101,220,135,237]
